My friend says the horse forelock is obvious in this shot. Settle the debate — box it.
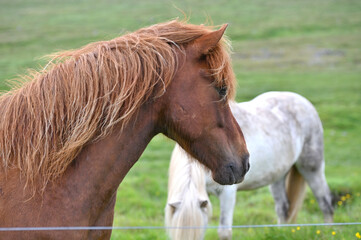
[136,20,236,99]
[166,146,211,240]
[0,19,235,192]
[166,187,210,240]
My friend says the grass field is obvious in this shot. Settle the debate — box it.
[1,0,360,239]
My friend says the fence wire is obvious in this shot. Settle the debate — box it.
[0,222,360,232]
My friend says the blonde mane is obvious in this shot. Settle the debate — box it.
[0,20,235,191]
[165,144,212,240]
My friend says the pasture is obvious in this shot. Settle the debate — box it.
[0,0,360,239]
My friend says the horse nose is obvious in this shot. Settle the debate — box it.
[243,153,250,173]
[227,154,250,184]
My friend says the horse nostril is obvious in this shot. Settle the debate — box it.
[228,163,235,172]
[242,153,250,172]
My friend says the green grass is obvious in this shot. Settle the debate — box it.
[0,0,360,239]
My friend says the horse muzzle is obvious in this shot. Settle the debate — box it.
[212,153,250,185]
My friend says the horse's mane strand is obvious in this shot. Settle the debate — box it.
[166,144,211,240]
[0,20,235,191]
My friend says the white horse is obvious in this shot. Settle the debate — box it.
[165,92,334,240]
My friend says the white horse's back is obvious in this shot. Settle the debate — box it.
[227,91,323,190]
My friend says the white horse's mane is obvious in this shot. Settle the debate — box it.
[165,144,212,240]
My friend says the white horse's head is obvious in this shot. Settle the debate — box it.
[165,190,211,240]
[165,144,212,240]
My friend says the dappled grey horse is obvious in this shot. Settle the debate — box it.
[165,92,334,240]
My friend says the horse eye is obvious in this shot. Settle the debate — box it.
[217,86,227,98]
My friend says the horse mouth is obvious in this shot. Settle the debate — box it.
[212,154,250,185]
[212,164,246,185]
[234,176,245,184]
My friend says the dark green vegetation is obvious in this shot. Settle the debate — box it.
[0,0,360,239]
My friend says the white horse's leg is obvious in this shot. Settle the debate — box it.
[217,184,237,240]
[296,128,334,223]
[269,175,289,224]
[297,163,334,223]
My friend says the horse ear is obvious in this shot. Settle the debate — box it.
[168,201,181,213]
[199,200,208,208]
[191,24,228,56]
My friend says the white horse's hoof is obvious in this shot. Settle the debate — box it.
[218,228,232,240]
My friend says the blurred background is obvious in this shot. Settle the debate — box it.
[0,0,360,239]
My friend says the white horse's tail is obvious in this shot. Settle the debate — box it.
[165,144,212,240]
[285,165,307,223]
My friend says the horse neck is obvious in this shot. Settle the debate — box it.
[48,103,158,225]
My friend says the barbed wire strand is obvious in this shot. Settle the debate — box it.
[0,222,360,231]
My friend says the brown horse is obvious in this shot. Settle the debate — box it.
[0,20,249,239]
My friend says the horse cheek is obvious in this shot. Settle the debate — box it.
[172,104,203,139]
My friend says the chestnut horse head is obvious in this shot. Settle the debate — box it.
[154,22,250,185]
